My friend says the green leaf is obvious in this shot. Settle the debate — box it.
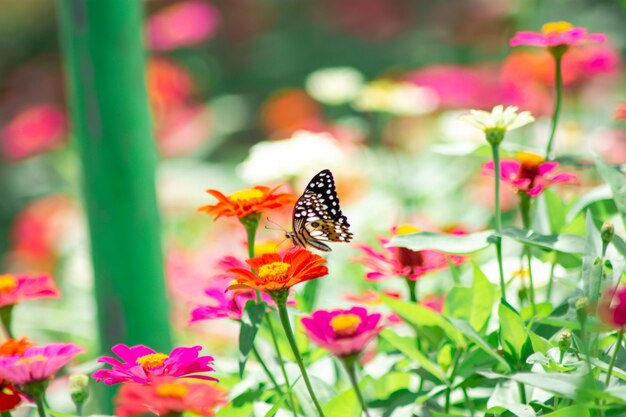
[444,266,496,332]
[498,303,529,364]
[542,189,567,234]
[447,317,511,372]
[528,331,553,354]
[595,156,626,230]
[323,387,360,417]
[389,230,494,254]
[384,297,466,347]
[239,300,267,377]
[298,279,320,313]
[216,403,254,417]
[481,371,584,399]
[566,184,612,223]
[380,328,448,383]
[497,227,585,254]
[541,405,590,417]
[263,377,300,417]
[46,410,79,417]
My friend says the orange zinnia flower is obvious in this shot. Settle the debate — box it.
[198,185,295,220]
[227,247,328,293]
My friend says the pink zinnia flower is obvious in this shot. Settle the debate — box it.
[355,225,464,281]
[482,151,579,197]
[92,344,217,385]
[0,343,84,385]
[0,274,60,308]
[115,376,227,417]
[301,307,384,357]
[146,1,220,51]
[599,286,626,328]
[1,104,67,161]
[510,21,606,48]
[343,289,401,306]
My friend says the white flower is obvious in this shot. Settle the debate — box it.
[460,105,534,132]
[353,79,439,116]
[238,130,346,183]
[305,67,364,105]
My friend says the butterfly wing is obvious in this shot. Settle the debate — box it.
[291,169,353,251]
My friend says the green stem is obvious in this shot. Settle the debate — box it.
[462,386,475,417]
[266,315,298,417]
[491,143,507,303]
[252,344,283,395]
[2,411,12,417]
[605,328,624,386]
[0,305,14,339]
[75,403,83,417]
[241,215,262,302]
[277,303,327,417]
[545,53,563,161]
[519,195,536,315]
[405,278,417,303]
[341,357,372,417]
[445,348,463,413]
[517,381,527,404]
[35,395,47,417]
[546,259,556,303]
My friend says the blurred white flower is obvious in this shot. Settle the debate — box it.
[353,79,439,116]
[460,105,534,132]
[305,67,364,105]
[238,130,346,183]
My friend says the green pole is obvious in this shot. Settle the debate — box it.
[56,0,172,353]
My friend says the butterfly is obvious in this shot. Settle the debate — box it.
[285,169,353,252]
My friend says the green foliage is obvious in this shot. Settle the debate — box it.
[498,303,532,366]
[238,300,268,377]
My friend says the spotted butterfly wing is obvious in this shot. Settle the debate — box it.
[287,169,353,252]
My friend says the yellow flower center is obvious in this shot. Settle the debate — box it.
[16,355,47,365]
[257,262,290,282]
[155,382,189,398]
[516,151,545,166]
[542,21,573,35]
[255,241,279,256]
[394,224,420,236]
[136,353,169,370]
[0,275,17,295]
[330,313,362,337]
[511,268,529,280]
[230,189,264,203]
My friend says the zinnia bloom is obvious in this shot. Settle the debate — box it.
[0,274,60,308]
[355,225,464,281]
[115,377,227,417]
[510,21,606,49]
[481,151,579,197]
[0,343,84,385]
[198,185,295,220]
[0,337,35,356]
[301,307,383,357]
[460,105,534,133]
[599,286,626,328]
[92,344,217,385]
[190,287,279,322]
[227,247,328,293]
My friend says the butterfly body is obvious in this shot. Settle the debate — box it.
[287,169,353,252]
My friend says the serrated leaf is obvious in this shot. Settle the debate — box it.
[389,230,494,254]
[497,227,585,254]
[239,300,267,377]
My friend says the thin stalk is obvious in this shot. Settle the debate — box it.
[241,217,262,302]
[545,53,563,161]
[405,278,417,303]
[277,303,327,417]
[605,328,624,386]
[35,395,47,417]
[462,386,475,417]
[546,259,556,303]
[519,195,536,315]
[75,403,83,417]
[0,305,14,339]
[491,143,507,303]
[517,381,527,404]
[341,357,372,417]
[252,344,283,395]
[445,348,463,413]
[266,315,298,417]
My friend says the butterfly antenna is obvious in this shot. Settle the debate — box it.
[265,217,288,233]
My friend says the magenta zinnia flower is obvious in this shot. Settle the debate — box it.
[0,343,84,385]
[355,225,464,281]
[482,152,579,197]
[92,344,217,385]
[599,286,626,328]
[510,21,606,49]
[302,307,383,358]
[0,273,60,308]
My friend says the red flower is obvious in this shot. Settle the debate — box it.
[198,185,295,220]
[227,247,328,293]
[599,286,626,328]
[0,380,20,412]
[115,377,227,417]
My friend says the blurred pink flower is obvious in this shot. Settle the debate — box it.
[190,287,282,322]
[343,289,401,306]
[301,306,383,357]
[1,104,67,161]
[147,58,194,116]
[155,105,213,158]
[615,103,626,122]
[407,65,499,109]
[146,1,220,51]
[92,344,217,385]
[482,152,579,197]
[510,21,606,48]
[0,274,60,308]
[0,343,84,385]
[599,285,626,328]
[421,294,445,312]
[355,226,465,282]
[115,376,227,417]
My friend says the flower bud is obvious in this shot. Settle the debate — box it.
[601,222,615,244]
[69,374,89,406]
[558,330,572,354]
[484,128,506,146]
